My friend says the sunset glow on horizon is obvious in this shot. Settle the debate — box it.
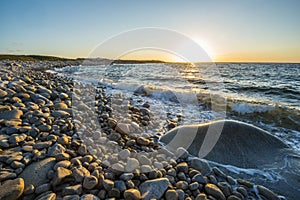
[0,0,299,63]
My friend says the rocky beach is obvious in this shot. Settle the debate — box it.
[0,58,296,200]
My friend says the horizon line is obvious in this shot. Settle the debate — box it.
[0,53,299,64]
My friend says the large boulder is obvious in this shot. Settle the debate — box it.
[160,120,290,168]
[160,120,300,200]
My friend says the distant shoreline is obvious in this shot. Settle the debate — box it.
[1,54,299,64]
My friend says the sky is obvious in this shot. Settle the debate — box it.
[0,0,299,62]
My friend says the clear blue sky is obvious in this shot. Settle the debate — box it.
[0,0,299,62]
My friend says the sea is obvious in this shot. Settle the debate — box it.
[50,62,300,199]
[51,62,300,153]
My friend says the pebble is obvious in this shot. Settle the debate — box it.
[165,189,179,200]
[35,192,56,200]
[125,158,139,172]
[139,178,169,200]
[120,173,134,181]
[114,180,127,192]
[35,183,51,194]
[176,181,189,190]
[0,178,24,200]
[204,183,226,200]
[63,195,80,200]
[52,167,72,186]
[176,162,188,173]
[54,160,71,170]
[136,136,150,146]
[124,188,141,200]
[189,158,211,175]
[62,184,82,196]
[257,185,280,200]
[189,182,200,190]
[24,184,35,195]
[83,175,98,189]
[118,149,130,159]
[103,179,114,191]
[72,166,91,182]
[80,194,100,200]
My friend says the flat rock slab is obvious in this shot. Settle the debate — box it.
[160,120,290,168]
[160,120,300,200]
[19,157,56,188]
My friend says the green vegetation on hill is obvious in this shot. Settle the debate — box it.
[0,54,75,61]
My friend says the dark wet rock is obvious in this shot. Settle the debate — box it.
[35,191,56,200]
[19,157,56,188]
[35,183,51,194]
[33,141,52,150]
[0,178,24,200]
[51,110,70,118]
[189,158,211,175]
[0,171,17,181]
[63,195,80,200]
[257,185,281,200]
[139,178,169,200]
[204,183,226,200]
[0,109,23,120]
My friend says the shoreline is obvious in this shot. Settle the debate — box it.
[0,59,295,199]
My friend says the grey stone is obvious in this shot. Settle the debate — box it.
[0,172,17,181]
[0,109,23,120]
[192,174,207,184]
[80,194,100,200]
[160,120,290,168]
[125,158,139,172]
[62,184,82,196]
[176,181,188,190]
[176,162,188,173]
[83,175,98,189]
[139,178,169,200]
[33,141,52,150]
[54,160,71,170]
[35,192,56,200]
[118,149,130,159]
[0,178,24,200]
[136,136,150,146]
[35,183,51,194]
[19,157,56,188]
[63,195,80,200]
[120,173,134,181]
[72,166,90,183]
[189,158,211,175]
[52,167,72,186]
[103,179,114,191]
[114,180,127,192]
[48,143,66,156]
[165,189,178,200]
